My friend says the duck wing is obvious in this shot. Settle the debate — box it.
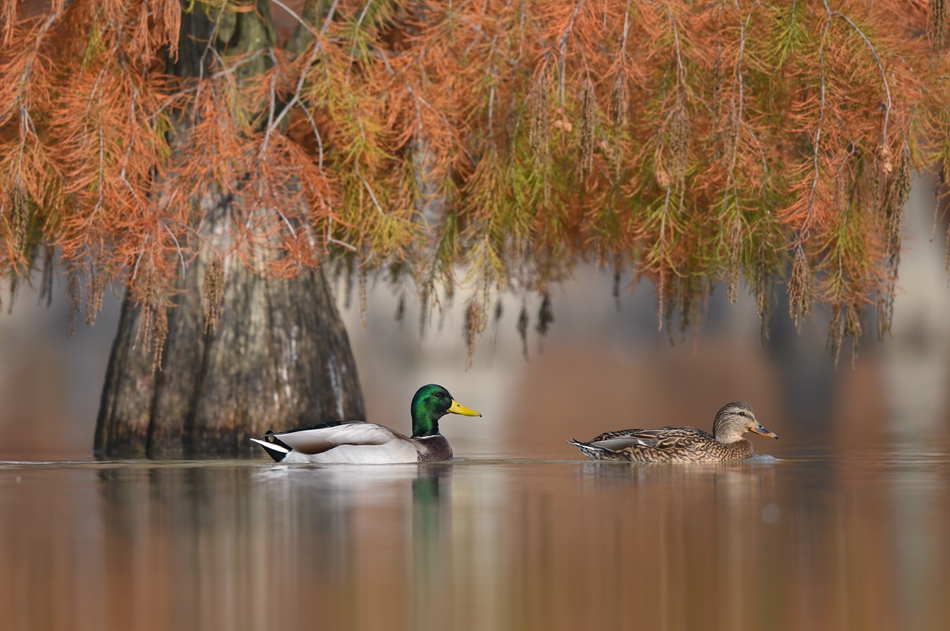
[270,421,405,455]
[590,426,713,451]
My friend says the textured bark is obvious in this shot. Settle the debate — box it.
[94,193,364,457]
[93,300,157,455]
[94,254,364,457]
[93,2,364,457]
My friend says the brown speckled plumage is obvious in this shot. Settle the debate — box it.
[569,402,777,463]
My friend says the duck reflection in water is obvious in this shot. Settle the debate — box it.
[577,457,780,500]
[92,462,460,630]
[411,464,453,629]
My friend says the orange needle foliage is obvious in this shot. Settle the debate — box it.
[1,0,949,363]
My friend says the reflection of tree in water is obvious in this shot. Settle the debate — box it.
[413,464,452,544]
[411,464,453,631]
[77,457,950,631]
[95,464,368,630]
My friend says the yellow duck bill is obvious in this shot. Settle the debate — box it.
[448,400,482,417]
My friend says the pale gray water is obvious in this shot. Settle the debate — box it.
[1,440,949,631]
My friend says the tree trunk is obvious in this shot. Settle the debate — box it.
[94,215,364,457]
[92,0,364,457]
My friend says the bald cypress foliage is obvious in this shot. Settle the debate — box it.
[1,0,949,365]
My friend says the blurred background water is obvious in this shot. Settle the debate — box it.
[0,178,948,629]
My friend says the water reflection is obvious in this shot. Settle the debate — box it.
[0,452,949,631]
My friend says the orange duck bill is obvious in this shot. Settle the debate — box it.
[749,424,778,439]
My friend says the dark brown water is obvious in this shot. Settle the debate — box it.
[1,441,949,631]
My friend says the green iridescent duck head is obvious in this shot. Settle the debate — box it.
[410,384,482,438]
[712,402,778,444]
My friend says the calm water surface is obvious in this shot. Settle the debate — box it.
[1,440,949,631]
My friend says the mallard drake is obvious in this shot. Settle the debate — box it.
[250,384,482,464]
[568,402,777,463]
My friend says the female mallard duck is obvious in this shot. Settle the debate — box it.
[568,402,777,463]
[250,384,481,464]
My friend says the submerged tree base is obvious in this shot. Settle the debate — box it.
[94,258,364,458]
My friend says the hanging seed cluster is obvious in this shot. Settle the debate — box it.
[9,186,29,253]
[610,71,629,131]
[711,45,724,131]
[788,246,811,329]
[528,66,551,170]
[38,246,54,308]
[726,220,742,304]
[134,262,169,373]
[463,297,486,369]
[669,106,689,196]
[877,145,912,338]
[517,304,529,360]
[535,293,554,337]
[609,71,629,175]
[64,258,107,335]
[828,301,863,367]
[202,253,225,334]
[85,262,107,326]
[931,0,947,53]
[885,146,912,265]
[579,78,596,177]
[67,271,80,338]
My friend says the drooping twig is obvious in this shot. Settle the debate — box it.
[824,2,894,143]
[803,15,832,244]
[259,49,281,157]
[346,0,376,84]
[556,0,587,105]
